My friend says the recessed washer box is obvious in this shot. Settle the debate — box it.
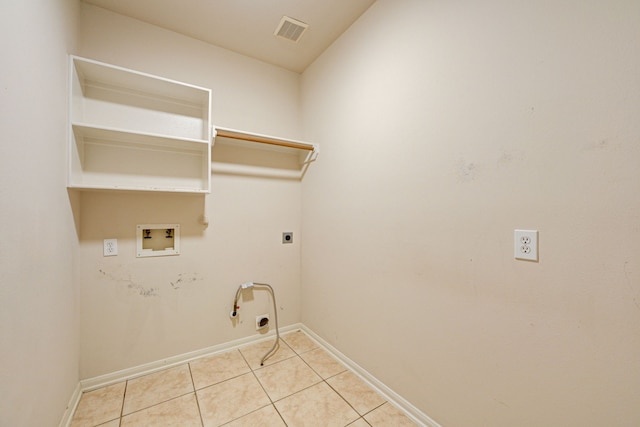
[137,224,180,258]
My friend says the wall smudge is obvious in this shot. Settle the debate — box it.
[170,272,201,290]
[457,158,477,182]
[98,268,159,298]
[584,138,621,153]
[496,148,525,169]
[128,283,159,297]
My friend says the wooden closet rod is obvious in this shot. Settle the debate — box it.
[214,126,316,152]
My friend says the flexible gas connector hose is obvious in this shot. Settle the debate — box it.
[253,283,280,365]
[230,282,280,366]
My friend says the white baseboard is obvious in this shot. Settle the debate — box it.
[68,323,440,427]
[58,382,82,427]
[299,324,441,427]
[80,323,301,391]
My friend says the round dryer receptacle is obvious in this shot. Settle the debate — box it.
[256,315,270,330]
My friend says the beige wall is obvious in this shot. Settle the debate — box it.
[301,1,640,426]
[0,0,80,425]
[4,1,638,425]
[77,4,303,378]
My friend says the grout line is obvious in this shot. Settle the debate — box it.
[350,417,373,427]
[243,338,324,414]
[294,340,355,416]
[219,403,285,427]
[186,362,205,427]
[239,346,290,426]
[292,331,384,424]
[119,380,128,421]
[299,326,430,426]
[192,372,253,392]
[271,378,324,404]
[247,360,276,404]
[118,391,196,419]
[279,329,319,357]
[191,366,253,392]
[323,376,364,418]
[271,402,289,427]
[74,328,419,426]
[195,370,255,394]
[117,365,201,421]
[364,401,387,415]
[79,323,302,393]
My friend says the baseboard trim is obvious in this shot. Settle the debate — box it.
[58,382,82,427]
[72,323,440,427]
[80,323,301,391]
[300,324,441,427]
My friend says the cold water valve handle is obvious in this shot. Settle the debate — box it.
[230,282,255,318]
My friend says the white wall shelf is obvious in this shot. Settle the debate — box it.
[68,56,211,193]
[211,126,318,180]
[214,126,318,154]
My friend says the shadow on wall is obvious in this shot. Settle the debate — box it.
[78,191,207,242]
[212,136,317,180]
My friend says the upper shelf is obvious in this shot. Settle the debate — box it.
[211,126,319,180]
[213,126,318,154]
[71,56,211,142]
[68,56,212,193]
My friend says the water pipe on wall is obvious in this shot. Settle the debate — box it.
[230,281,281,366]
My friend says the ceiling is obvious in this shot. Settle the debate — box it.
[82,0,376,73]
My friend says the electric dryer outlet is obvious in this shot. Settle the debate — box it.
[256,314,270,330]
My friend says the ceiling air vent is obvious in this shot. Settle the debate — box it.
[274,16,308,43]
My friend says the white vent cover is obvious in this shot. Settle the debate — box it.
[274,16,308,42]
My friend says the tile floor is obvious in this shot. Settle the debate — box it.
[70,330,418,427]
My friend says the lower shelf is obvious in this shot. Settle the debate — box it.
[69,124,210,193]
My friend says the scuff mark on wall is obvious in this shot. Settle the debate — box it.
[457,158,477,182]
[129,283,159,297]
[98,268,159,297]
[493,398,510,408]
[170,272,201,290]
[584,138,621,153]
[497,148,525,169]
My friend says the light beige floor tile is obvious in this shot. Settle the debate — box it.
[96,420,120,427]
[281,330,318,354]
[222,404,285,427]
[300,347,347,379]
[238,338,295,369]
[253,356,322,401]
[364,402,417,426]
[120,393,201,427]
[327,370,386,415]
[70,382,125,427]
[190,349,250,390]
[275,382,360,427]
[123,364,194,415]
[347,418,372,427]
[197,372,271,427]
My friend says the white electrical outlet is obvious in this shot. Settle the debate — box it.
[514,230,537,261]
[103,239,118,256]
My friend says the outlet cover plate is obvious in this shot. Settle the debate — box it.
[514,229,538,261]
[103,239,118,256]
